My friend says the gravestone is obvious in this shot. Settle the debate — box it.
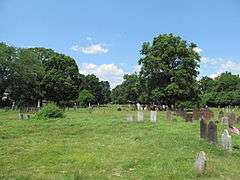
[195,151,207,174]
[37,99,41,108]
[201,108,214,122]
[185,113,193,122]
[166,110,172,121]
[137,111,144,122]
[237,116,240,124]
[228,112,236,126]
[221,129,232,151]
[207,121,217,144]
[150,111,157,123]
[222,116,229,125]
[193,108,200,120]
[200,118,208,139]
[136,103,141,111]
[218,110,224,121]
[127,114,133,122]
[18,113,24,120]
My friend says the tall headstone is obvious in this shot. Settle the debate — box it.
[37,99,41,108]
[195,151,207,174]
[136,103,141,111]
[137,111,144,122]
[150,111,157,123]
[207,121,217,144]
[200,118,208,139]
[166,110,172,121]
[221,129,232,151]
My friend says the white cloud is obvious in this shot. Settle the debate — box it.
[193,47,203,54]
[200,57,240,78]
[70,43,108,54]
[79,63,125,88]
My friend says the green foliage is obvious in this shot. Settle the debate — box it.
[35,103,64,119]
[139,34,200,106]
[78,89,96,107]
[111,74,140,104]
[200,72,240,107]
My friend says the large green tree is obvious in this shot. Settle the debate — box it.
[138,34,200,106]
[0,43,17,103]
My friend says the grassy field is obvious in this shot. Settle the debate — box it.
[1,107,240,180]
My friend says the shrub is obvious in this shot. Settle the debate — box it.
[36,103,64,119]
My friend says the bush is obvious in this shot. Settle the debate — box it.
[36,103,64,119]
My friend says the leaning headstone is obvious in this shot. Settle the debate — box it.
[200,118,208,139]
[195,151,207,174]
[127,114,133,122]
[166,110,172,121]
[228,112,236,126]
[137,111,144,122]
[207,121,217,144]
[222,129,232,151]
[150,111,157,123]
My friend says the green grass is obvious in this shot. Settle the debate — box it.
[1,107,240,179]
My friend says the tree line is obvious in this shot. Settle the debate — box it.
[1,34,240,108]
[111,34,240,108]
[0,44,110,107]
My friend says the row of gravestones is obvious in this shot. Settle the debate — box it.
[127,111,157,123]
[195,119,233,174]
[218,111,240,126]
[18,113,31,120]
[200,119,232,150]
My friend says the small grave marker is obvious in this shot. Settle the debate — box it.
[222,129,232,151]
[195,151,207,174]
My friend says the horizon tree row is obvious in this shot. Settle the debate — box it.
[0,43,110,107]
[111,34,240,108]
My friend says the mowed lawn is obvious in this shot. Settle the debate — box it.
[1,107,240,179]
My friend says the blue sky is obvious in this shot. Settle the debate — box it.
[1,0,240,87]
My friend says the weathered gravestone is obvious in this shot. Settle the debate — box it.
[237,116,240,124]
[150,111,157,123]
[185,113,193,122]
[228,112,236,126]
[127,114,133,122]
[193,108,200,120]
[222,116,229,125]
[200,118,208,139]
[195,151,207,174]
[137,111,144,122]
[221,129,232,151]
[136,103,141,111]
[207,121,217,144]
[166,110,172,121]
[201,108,214,122]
